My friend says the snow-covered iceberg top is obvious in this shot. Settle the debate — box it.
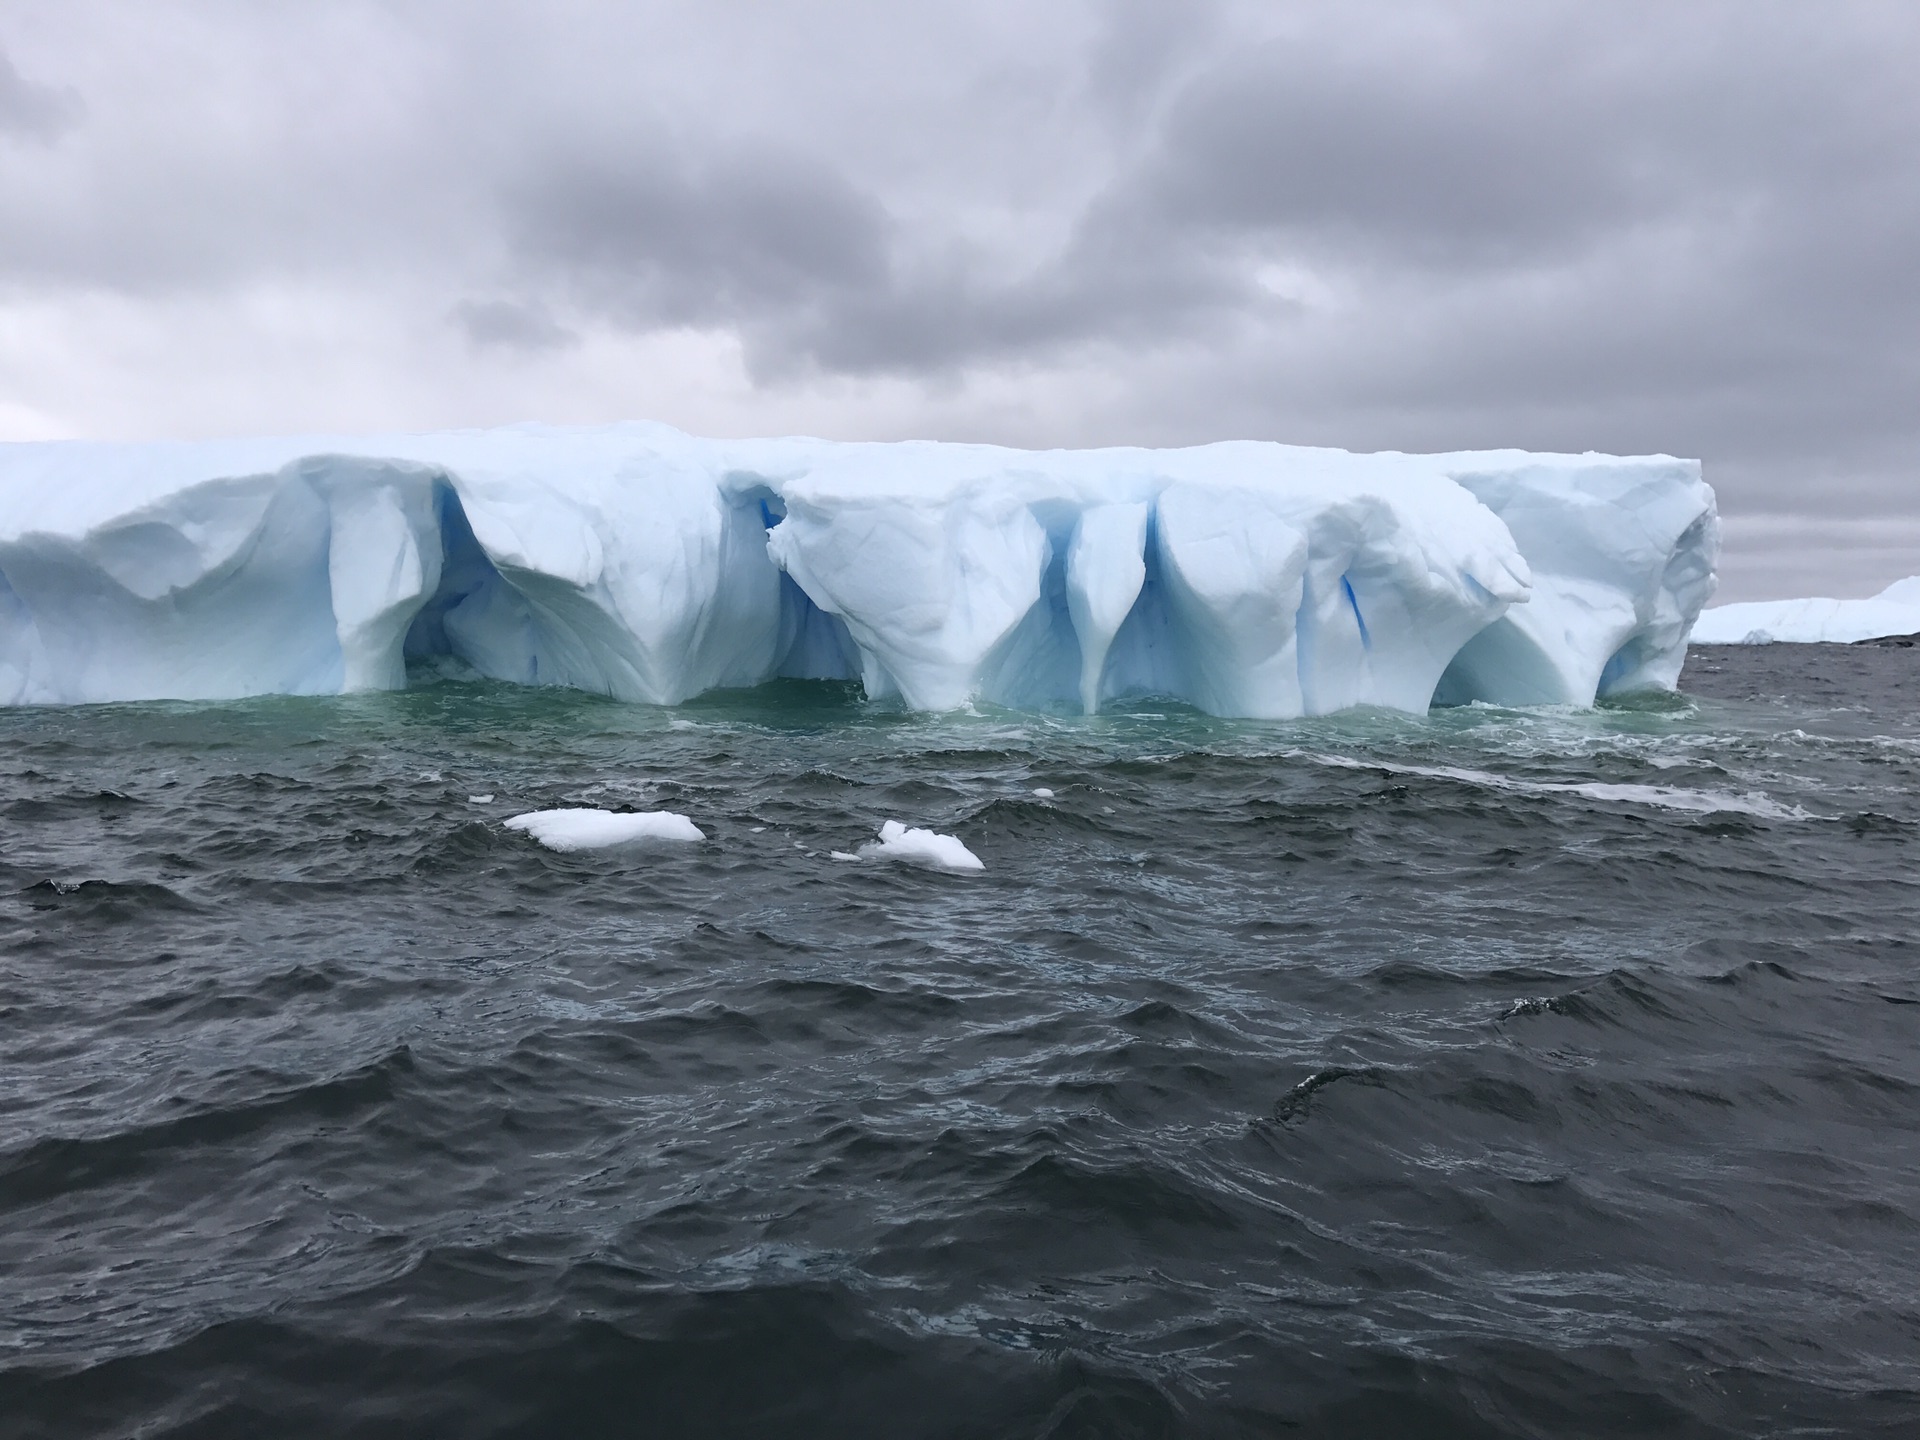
[0,422,1717,716]
[1690,577,1920,646]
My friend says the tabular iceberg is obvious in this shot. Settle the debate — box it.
[0,423,1717,717]
[1690,577,1920,646]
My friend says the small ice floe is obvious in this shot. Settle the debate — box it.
[750,826,766,833]
[828,850,859,862]
[468,794,494,805]
[504,807,704,852]
[856,820,984,872]
[1031,787,1054,799]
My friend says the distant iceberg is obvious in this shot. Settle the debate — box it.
[1690,577,1920,646]
[0,423,1718,716]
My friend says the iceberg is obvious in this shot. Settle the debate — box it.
[1690,577,1920,646]
[0,422,1717,717]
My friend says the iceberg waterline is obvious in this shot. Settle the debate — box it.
[0,422,1718,717]
[1690,576,1920,646]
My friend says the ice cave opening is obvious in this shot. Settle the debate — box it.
[395,475,861,697]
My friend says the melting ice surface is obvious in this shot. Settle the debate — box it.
[0,422,1718,717]
[1692,576,1920,646]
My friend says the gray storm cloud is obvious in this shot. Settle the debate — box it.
[0,43,80,141]
[0,0,1915,598]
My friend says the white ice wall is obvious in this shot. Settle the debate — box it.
[0,423,1717,716]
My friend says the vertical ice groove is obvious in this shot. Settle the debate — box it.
[0,562,41,705]
[767,487,1047,710]
[309,458,443,692]
[1065,502,1148,713]
[1152,484,1308,719]
[1343,578,1370,649]
[1294,501,1372,716]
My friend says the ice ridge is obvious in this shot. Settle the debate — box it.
[0,423,1718,716]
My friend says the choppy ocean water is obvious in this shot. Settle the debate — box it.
[2,644,1918,1439]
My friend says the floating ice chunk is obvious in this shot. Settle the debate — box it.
[1690,576,1920,646]
[1031,787,1054,798]
[857,819,984,872]
[468,794,494,804]
[504,807,703,850]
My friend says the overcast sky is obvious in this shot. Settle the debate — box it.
[2,1,1916,599]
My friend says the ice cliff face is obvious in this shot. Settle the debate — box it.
[0,423,1717,716]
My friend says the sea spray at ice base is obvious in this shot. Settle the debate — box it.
[0,423,1718,713]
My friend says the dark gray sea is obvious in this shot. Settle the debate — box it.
[3,643,1917,1439]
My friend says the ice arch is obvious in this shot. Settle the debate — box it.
[1431,460,1720,706]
